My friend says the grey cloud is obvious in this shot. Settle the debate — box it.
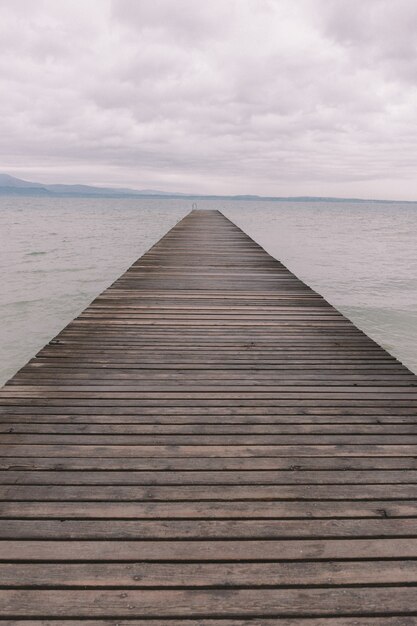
[1,0,417,198]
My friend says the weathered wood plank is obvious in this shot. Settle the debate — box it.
[1,456,416,470]
[0,518,416,539]
[1,484,416,501]
[1,615,417,626]
[0,587,416,617]
[1,560,417,587]
[2,468,417,485]
[1,444,417,456]
[0,500,415,519]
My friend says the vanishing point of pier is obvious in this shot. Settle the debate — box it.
[0,210,417,622]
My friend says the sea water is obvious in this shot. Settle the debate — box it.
[1,196,417,385]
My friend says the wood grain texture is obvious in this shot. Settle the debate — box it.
[1,209,416,622]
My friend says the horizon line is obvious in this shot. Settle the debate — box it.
[1,172,415,204]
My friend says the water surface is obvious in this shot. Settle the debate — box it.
[1,196,417,385]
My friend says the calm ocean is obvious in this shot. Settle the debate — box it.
[1,196,417,385]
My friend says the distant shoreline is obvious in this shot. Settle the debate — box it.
[0,188,413,204]
[1,173,415,203]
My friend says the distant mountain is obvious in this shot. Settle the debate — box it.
[0,173,407,203]
[0,174,185,197]
[0,173,44,188]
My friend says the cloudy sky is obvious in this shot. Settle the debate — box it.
[1,0,417,199]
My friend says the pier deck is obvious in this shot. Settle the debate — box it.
[0,209,417,623]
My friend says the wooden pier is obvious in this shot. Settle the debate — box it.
[0,209,417,623]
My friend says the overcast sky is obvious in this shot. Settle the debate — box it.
[1,0,417,198]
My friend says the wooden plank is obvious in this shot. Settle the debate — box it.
[3,424,417,434]
[3,538,417,560]
[1,615,417,626]
[0,500,416,519]
[1,455,417,470]
[1,444,417,456]
[3,468,417,485]
[1,484,416,501]
[0,455,417,468]
[0,587,417,617]
[1,518,417,539]
[1,560,417,587]
[1,209,417,622]
[2,433,417,445]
